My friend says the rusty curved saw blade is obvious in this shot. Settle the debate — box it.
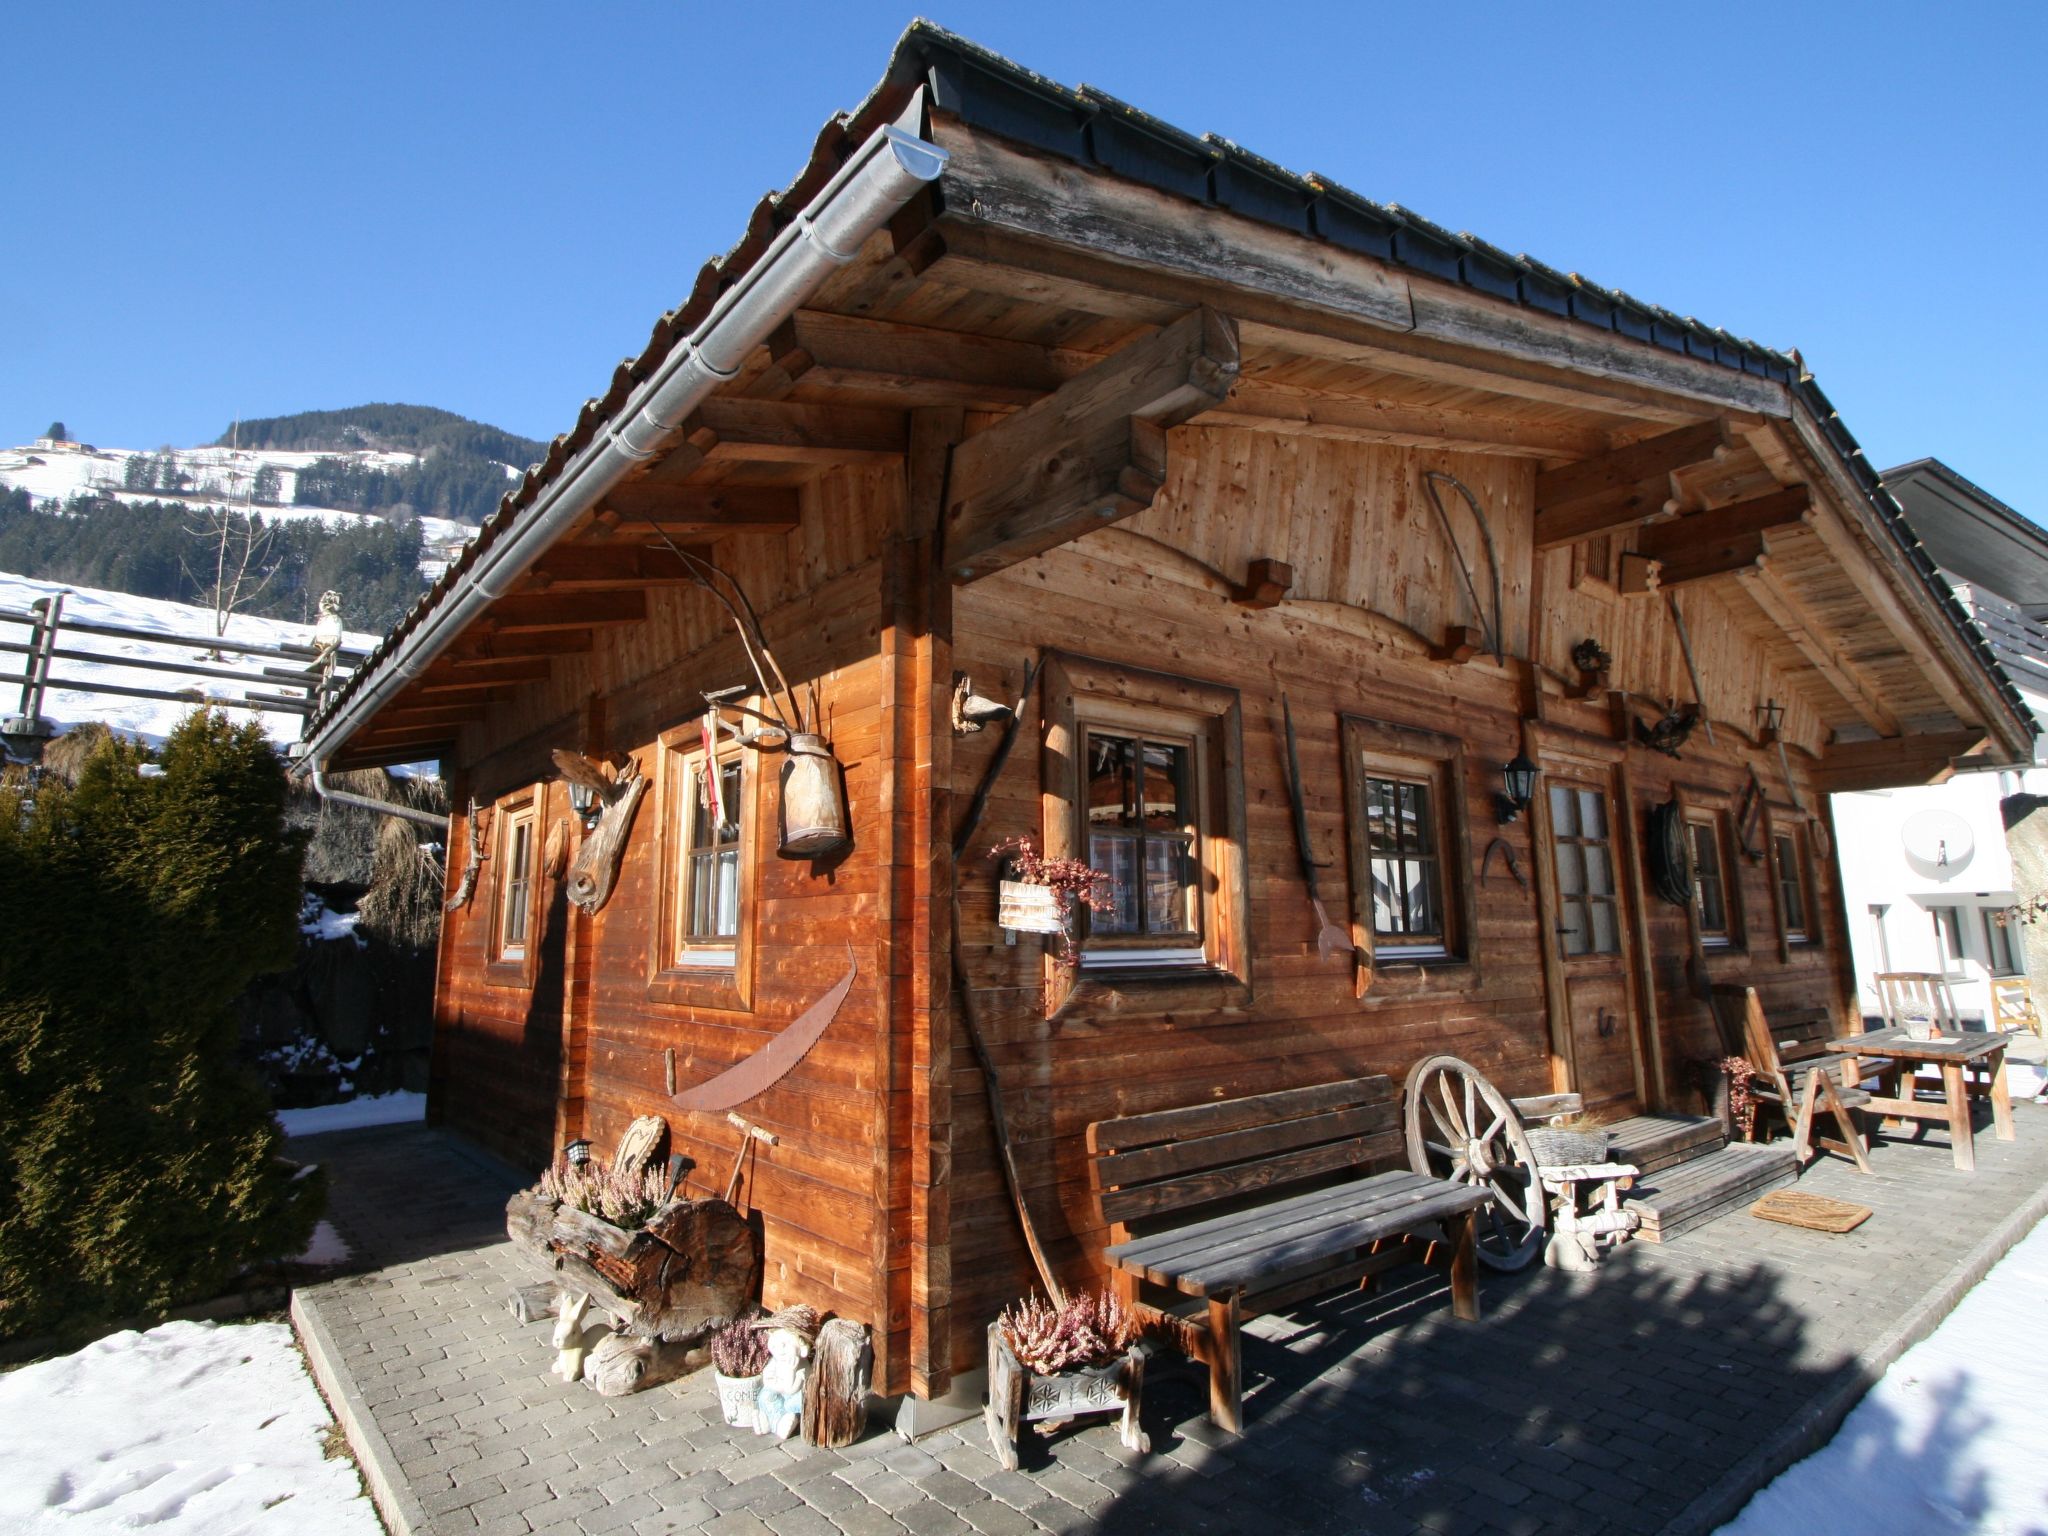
[669,948,856,1113]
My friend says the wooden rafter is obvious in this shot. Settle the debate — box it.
[1202,383,1607,460]
[693,398,908,464]
[478,591,647,635]
[599,484,800,532]
[767,310,1090,409]
[443,628,597,662]
[1734,563,1901,736]
[945,307,1241,582]
[1533,421,1732,549]
[1636,485,1812,564]
[1812,729,1988,794]
[526,543,710,591]
[1652,532,1767,589]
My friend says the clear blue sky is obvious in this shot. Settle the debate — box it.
[8,2,2043,513]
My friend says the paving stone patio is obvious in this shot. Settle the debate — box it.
[292,1091,2048,1536]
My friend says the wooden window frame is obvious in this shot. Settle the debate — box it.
[1673,788,1747,959]
[1040,653,1250,1013]
[1765,812,1819,959]
[486,788,544,987]
[650,720,758,1011]
[1340,716,1476,982]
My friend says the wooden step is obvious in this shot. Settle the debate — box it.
[1629,1144,1799,1243]
[1601,1113,1726,1175]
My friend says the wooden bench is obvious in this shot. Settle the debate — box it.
[1087,1075,1490,1432]
[1712,985,1871,1173]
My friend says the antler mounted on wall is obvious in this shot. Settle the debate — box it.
[553,750,649,914]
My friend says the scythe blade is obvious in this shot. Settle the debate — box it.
[669,948,857,1113]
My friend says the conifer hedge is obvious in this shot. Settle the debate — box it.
[0,711,324,1342]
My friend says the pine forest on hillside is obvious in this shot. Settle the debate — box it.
[0,486,429,632]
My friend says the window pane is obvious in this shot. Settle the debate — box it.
[1578,789,1606,839]
[1559,900,1587,956]
[1585,844,1614,897]
[1549,783,1577,836]
[716,761,742,844]
[1589,899,1619,954]
[1142,835,1194,934]
[1089,832,1139,933]
[1555,845,1585,896]
[1690,824,1727,934]
[1366,779,1400,855]
[1140,741,1188,831]
[689,766,716,846]
[1087,735,1138,827]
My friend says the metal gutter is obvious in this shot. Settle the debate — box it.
[306,759,451,833]
[299,101,946,766]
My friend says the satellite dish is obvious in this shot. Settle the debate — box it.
[1901,809,1974,879]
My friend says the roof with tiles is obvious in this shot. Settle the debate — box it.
[311,20,2028,745]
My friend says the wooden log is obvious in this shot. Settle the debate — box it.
[554,750,649,914]
[507,1282,559,1324]
[586,1332,708,1397]
[802,1318,873,1448]
[504,1189,762,1341]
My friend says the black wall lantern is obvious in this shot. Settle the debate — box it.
[1756,698,1785,740]
[1496,753,1539,824]
[564,1137,593,1169]
[566,780,602,831]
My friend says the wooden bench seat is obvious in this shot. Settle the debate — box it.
[1712,986,1871,1173]
[1089,1076,1490,1432]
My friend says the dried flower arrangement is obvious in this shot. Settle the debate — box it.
[995,1288,1142,1375]
[536,1155,672,1230]
[711,1317,770,1377]
[989,835,1113,970]
[1691,1055,1759,1141]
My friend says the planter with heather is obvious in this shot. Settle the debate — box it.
[985,1290,1147,1469]
[710,1318,768,1429]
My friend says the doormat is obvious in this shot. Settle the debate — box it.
[1750,1189,1872,1233]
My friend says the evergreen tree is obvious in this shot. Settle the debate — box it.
[251,463,282,506]
[43,421,67,443]
[0,712,321,1341]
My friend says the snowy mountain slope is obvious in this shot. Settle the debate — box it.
[0,572,377,749]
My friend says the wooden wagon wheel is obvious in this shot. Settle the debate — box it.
[1402,1055,1545,1272]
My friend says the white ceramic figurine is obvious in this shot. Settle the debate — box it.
[751,1304,820,1438]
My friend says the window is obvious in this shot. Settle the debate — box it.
[1550,782,1619,956]
[1341,718,1472,978]
[1039,654,1249,996]
[652,723,756,1007]
[1930,904,1964,968]
[1774,831,1810,942]
[678,756,745,961]
[1982,909,2021,977]
[496,801,536,960]
[1687,817,1732,945]
[1084,730,1200,949]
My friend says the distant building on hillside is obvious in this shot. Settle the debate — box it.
[1832,459,2048,1022]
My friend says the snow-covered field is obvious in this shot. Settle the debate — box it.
[0,572,380,748]
[0,438,479,573]
[0,1320,383,1536]
[1719,1212,2048,1535]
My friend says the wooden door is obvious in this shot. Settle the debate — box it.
[1543,774,1642,1112]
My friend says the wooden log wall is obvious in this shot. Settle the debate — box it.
[943,426,1854,1377]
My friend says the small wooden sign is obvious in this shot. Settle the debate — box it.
[998,880,1065,935]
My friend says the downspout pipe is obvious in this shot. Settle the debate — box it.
[296,103,947,769]
[307,757,452,834]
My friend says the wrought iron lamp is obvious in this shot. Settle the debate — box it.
[566,780,602,831]
[1496,753,1539,824]
[1756,698,1785,740]
[564,1137,593,1169]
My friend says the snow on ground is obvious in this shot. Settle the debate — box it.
[1718,1213,2048,1536]
[0,1319,382,1536]
[278,1092,427,1137]
[296,1220,354,1267]
[0,572,379,748]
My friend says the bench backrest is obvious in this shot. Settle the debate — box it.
[1713,985,1854,1084]
[1875,971,1962,1033]
[1087,1075,1401,1237]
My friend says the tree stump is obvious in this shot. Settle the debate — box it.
[801,1318,872,1447]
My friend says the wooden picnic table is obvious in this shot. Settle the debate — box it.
[1824,1027,2019,1172]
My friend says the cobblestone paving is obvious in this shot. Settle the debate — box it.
[294,1101,2048,1536]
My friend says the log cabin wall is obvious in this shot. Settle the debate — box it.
[941,424,1856,1377]
[427,460,919,1371]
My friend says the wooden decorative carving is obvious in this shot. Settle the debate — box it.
[1230,557,1293,609]
[553,749,648,914]
[542,815,571,878]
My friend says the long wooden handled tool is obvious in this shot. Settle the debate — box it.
[1664,591,1715,745]
[1280,694,1356,965]
[721,1112,779,1207]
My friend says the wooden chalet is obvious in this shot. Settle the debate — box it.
[298,25,2035,1405]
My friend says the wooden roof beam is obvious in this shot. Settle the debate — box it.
[1636,485,1813,563]
[1734,563,1902,736]
[372,702,490,729]
[1533,421,1733,549]
[526,543,710,591]
[480,590,648,635]
[946,307,1241,582]
[765,310,1090,410]
[693,399,908,464]
[1812,729,1988,794]
[443,629,597,663]
[598,484,800,534]
[1202,383,1608,460]
[1651,532,1766,589]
